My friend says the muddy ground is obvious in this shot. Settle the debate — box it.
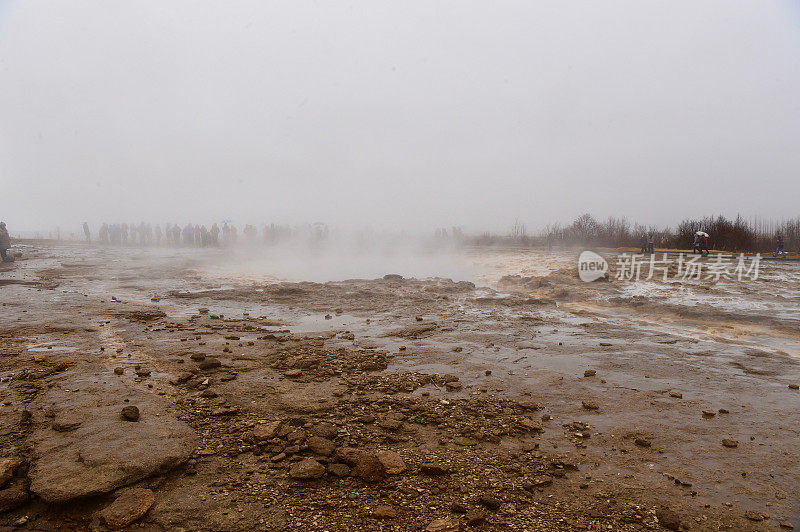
[0,243,798,531]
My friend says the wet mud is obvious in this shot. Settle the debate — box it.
[0,243,798,530]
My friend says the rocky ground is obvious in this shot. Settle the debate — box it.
[0,243,798,531]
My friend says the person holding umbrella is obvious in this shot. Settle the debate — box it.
[693,231,710,255]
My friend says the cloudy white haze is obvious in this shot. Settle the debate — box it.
[1,1,799,234]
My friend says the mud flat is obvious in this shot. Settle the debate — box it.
[0,243,798,530]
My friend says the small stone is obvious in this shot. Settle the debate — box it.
[420,462,450,476]
[0,458,22,488]
[169,372,193,385]
[744,510,763,521]
[253,421,283,441]
[581,400,599,410]
[114,367,124,375]
[189,353,206,361]
[379,418,403,431]
[789,384,799,390]
[425,517,460,532]
[450,503,467,514]
[376,450,406,474]
[98,488,154,530]
[779,521,794,529]
[198,358,221,370]
[656,507,682,531]
[307,436,336,457]
[326,463,351,477]
[312,422,339,440]
[583,369,596,377]
[284,369,302,378]
[634,438,651,448]
[52,420,81,432]
[530,475,553,488]
[288,459,325,480]
[669,391,683,398]
[120,406,140,422]
[722,439,739,448]
[518,418,543,432]
[466,509,487,526]
[373,505,398,519]
[477,494,501,511]
[353,454,386,482]
[702,410,716,417]
[0,478,30,513]
[718,408,729,414]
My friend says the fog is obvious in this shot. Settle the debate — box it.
[2,1,799,235]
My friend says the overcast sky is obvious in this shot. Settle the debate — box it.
[1,1,799,234]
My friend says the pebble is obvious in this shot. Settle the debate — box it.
[425,517,460,532]
[583,369,596,377]
[721,439,739,448]
[120,406,140,422]
[288,459,325,480]
[113,367,124,375]
[373,505,398,519]
[420,462,450,476]
[352,454,386,482]
[477,494,501,511]
[581,400,599,410]
[98,488,154,530]
[376,450,406,475]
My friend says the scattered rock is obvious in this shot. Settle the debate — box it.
[373,505,398,519]
[189,353,205,362]
[477,494,501,511]
[169,372,193,385]
[312,422,339,440]
[420,462,450,476]
[352,454,386,482]
[744,510,764,522]
[722,439,739,448]
[634,438,651,448]
[655,506,682,531]
[284,369,302,378]
[518,418,543,432]
[326,463,351,478]
[0,478,29,513]
[120,406,140,422]
[52,420,82,432]
[581,400,599,410]
[425,517,461,532]
[0,458,22,488]
[114,367,124,375]
[669,391,683,399]
[702,409,716,417]
[779,521,794,529]
[466,509,487,526]
[288,459,325,480]
[306,436,336,457]
[254,421,283,441]
[198,358,221,370]
[376,450,406,475]
[97,487,154,530]
[789,384,799,390]
[583,369,596,377]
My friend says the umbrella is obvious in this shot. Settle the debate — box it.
[695,231,709,237]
